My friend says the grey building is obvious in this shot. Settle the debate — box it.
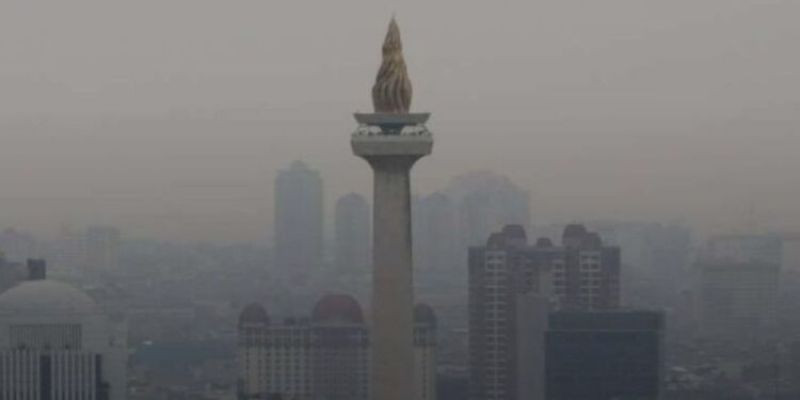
[545,310,664,400]
[274,161,324,282]
[413,192,458,275]
[334,193,370,276]
[0,255,25,294]
[445,171,530,249]
[694,234,782,344]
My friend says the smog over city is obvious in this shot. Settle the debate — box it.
[0,1,798,400]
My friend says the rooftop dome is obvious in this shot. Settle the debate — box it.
[563,224,588,239]
[414,303,437,326]
[0,280,99,316]
[239,303,269,327]
[312,294,364,324]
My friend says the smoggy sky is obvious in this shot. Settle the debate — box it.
[0,0,798,242]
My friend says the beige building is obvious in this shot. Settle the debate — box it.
[238,295,437,400]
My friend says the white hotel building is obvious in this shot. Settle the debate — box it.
[0,262,127,400]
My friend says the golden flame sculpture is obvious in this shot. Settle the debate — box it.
[372,18,412,114]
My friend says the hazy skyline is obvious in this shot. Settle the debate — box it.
[0,0,798,242]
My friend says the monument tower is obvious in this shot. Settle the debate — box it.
[352,18,433,400]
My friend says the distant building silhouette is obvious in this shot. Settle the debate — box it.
[695,234,782,344]
[334,193,370,276]
[413,192,458,274]
[445,171,530,249]
[0,254,25,294]
[237,295,437,400]
[0,228,39,261]
[85,225,121,272]
[274,161,324,282]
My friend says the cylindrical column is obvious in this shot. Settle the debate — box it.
[369,156,418,400]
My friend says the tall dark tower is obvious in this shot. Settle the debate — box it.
[351,18,433,400]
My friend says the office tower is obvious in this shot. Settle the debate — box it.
[545,310,665,400]
[0,261,127,400]
[414,192,458,274]
[414,304,438,400]
[237,295,439,400]
[274,160,324,281]
[334,193,371,275]
[468,224,621,400]
[591,222,691,307]
[445,171,530,249]
[85,225,121,272]
[695,235,781,344]
[350,18,432,400]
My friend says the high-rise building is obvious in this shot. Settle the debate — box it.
[545,310,664,400]
[237,295,437,400]
[590,222,691,308]
[85,225,121,272]
[414,304,438,400]
[274,160,324,281]
[0,254,25,294]
[334,193,371,276]
[468,225,621,400]
[413,192,458,274]
[559,224,621,310]
[445,171,530,249]
[0,261,127,400]
[468,225,553,400]
[695,234,781,343]
[350,18,432,400]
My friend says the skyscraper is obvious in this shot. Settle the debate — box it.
[695,235,782,344]
[445,171,531,249]
[350,18,432,400]
[468,225,622,400]
[0,261,127,400]
[334,193,371,276]
[85,225,121,272]
[413,192,458,274]
[545,310,665,400]
[559,224,621,310]
[274,160,324,281]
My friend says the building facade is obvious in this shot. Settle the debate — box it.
[468,224,621,400]
[695,234,782,344]
[274,160,324,282]
[334,193,371,276]
[0,261,127,400]
[238,295,436,400]
[413,192,459,274]
[545,310,664,400]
